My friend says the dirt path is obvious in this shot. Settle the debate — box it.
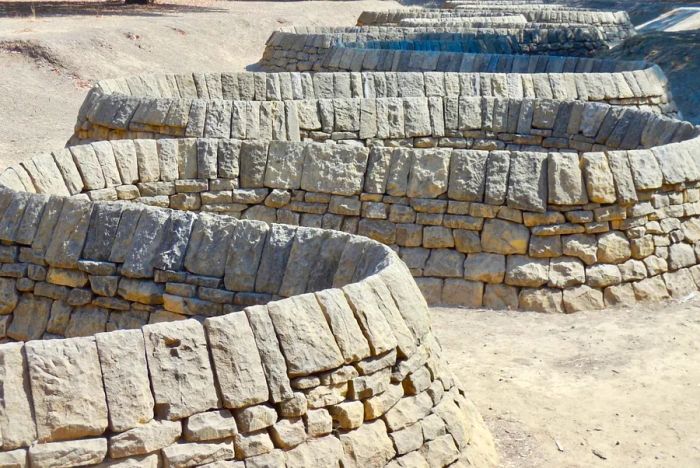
[433,302,700,467]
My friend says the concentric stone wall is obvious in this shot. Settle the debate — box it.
[6,96,700,313]
[0,163,498,466]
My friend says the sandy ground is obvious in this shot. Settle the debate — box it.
[0,0,404,167]
[433,301,700,467]
[2,2,700,467]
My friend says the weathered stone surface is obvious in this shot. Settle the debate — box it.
[339,420,395,468]
[29,438,107,468]
[563,285,605,313]
[407,149,450,199]
[448,150,488,202]
[269,417,306,449]
[284,435,344,468]
[264,141,305,189]
[315,288,371,363]
[0,449,27,468]
[518,288,564,313]
[44,198,92,268]
[245,305,293,403]
[464,253,506,284]
[586,264,622,288]
[597,232,631,264]
[505,256,549,287]
[205,312,269,409]
[0,278,18,315]
[95,330,154,432]
[548,257,585,288]
[25,337,108,442]
[669,243,695,271]
[548,152,587,205]
[581,152,617,204]
[301,143,369,196]
[184,213,236,278]
[481,219,529,255]
[0,343,36,449]
[184,410,238,442]
[633,276,670,302]
[343,281,398,356]
[233,430,274,459]
[234,405,277,433]
[507,152,547,212]
[267,294,344,377]
[6,295,51,341]
[562,234,598,265]
[109,420,181,458]
[143,320,218,420]
[162,441,235,468]
[225,220,268,293]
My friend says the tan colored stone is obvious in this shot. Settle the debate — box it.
[184,410,238,442]
[162,441,235,468]
[284,435,344,468]
[269,418,306,449]
[597,232,631,264]
[0,343,36,449]
[339,420,395,468]
[563,285,605,313]
[109,420,182,458]
[25,337,108,442]
[481,219,529,255]
[519,288,564,313]
[29,438,107,468]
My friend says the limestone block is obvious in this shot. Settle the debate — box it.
[632,276,670,302]
[548,257,586,289]
[239,141,269,189]
[383,391,432,432]
[339,420,395,468]
[284,435,343,468]
[563,285,604,313]
[118,279,164,305]
[507,152,547,213]
[134,140,160,183]
[420,433,459,468]
[0,277,18,314]
[0,343,36,449]
[481,219,529,255]
[0,449,27,468]
[27,155,70,196]
[518,288,564,313]
[562,234,598,265]
[92,141,123,187]
[548,152,587,205]
[28,438,107,468]
[603,283,636,306]
[424,249,465,278]
[162,441,235,468]
[234,405,277,433]
[264,141,305,189]
[581,152,616,204]
[505,256,549,287]
[597,232,631,264]
[184,410,238,442]
[423,226,453,249]
[343,282,398,356]
[453,230,481,254]
[44,198,92,268]
[95,330,154,432]
[464,253,505,284]
[385,148,412,197]
[269,417,306,449]
[233,430,274,459]
[663,269,697,298]
[109,420,182,458]
[6,295,51,341]
[669,243,695,271]
[25,337,108,442]
[120,208,170,279]
[245,305,293,403]
[407,149,450,199]
[267,294,344,377]
[301,143,369,196]
[483,284,518,310]
[185,213,236,278]
[627,149,662,190]
[386,451,430,468]
[448,150,488,202]
[52,148,85,194]
[225,220,269,293]
[70,145,106,190]
[586,264,622,288]
[606,150,638,204]
[204,311,269,409]
[315,288,371,363]
[390,422,423,455]
[143,320,218,420]
[441,279,483,307]
[304,408,333,437]
[484,151,510,206]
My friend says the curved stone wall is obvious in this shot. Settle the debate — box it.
[0,159,498,465]
[357,9,632,28]
[7,97,700,314]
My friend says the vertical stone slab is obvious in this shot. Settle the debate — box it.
[507,152,548,213]
[185,213,237,278]
[606,150,638,204]
[224,220,269,292]
[267,295,344,378]
[143,320,219,420]
[0,343,36,449]
[255,224,297,296]
[121,208,170,279]
[407,148,450,199]
[547,152,588,205]
[342,282,398,356]
[377,261,431,342]
[448,150,488,202]
[278,227,328,297]
[134,140,160,183]
[245,305,293,403]
[110,140,139,185]
[205,312,269,409]
[315,289,371,364]
[70,145,106,190]
[95,330,154,433]
[25,337,108,442]
[44,198,92,268]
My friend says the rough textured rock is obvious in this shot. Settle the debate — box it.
[0,343,36,449]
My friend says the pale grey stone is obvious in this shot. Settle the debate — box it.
[0,343,36,449]
[407,149,451,199]
[29,438,107,468]
[224,220,269,292]
[448,150,488,202]
[507,152,548,212]
[548,152,587,205]
[109,420,181,458]
[264,141,305,189]
[301,143,369,196]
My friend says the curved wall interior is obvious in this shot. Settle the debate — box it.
[0,157,498,466]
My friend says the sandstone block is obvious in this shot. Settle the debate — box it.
[109,420,182,458]
[481,219,529,255]
[315,288,371,364]
[269,418,306,449]
[448,150,488,202]
[483,284,518,310]
[505,256,549,287]
[597,232,631,264]
[0,343,36,449]
[301,143,369,196]
[441,279,483,307]
[563,285,604,313]
[143,320,218,420]
[184,410,238,442]
[464,253,506,284]
[162,441,235,468]
[518,288,564,313]
[586,264,622,288]
[95,330,154,432]
[548,152,587,205]
[205,312,269,409]
[632,276,670,302]
[25,337,108,442]
[29,438,107,468]
[339,420,395,468]
[407,149,450,199]
[284,435,343,468]
[507,152,547,213]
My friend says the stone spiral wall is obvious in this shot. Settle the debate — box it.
[0,163,498,466]
[70,68,676,146]
[6,95,700,313]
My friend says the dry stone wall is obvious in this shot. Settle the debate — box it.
[0,160,498,466]
[6,96,700,314]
